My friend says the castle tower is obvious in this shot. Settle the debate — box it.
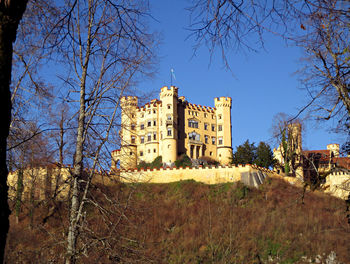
[159,86,178,164]
[287,122,303,179]
[118,96,138,169]
[327,143,340,158]
[214,97,232,165]
[288,123,302,155]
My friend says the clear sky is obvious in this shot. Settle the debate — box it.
[138,0,346,152]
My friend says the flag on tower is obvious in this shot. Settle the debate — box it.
[171,68,176,80]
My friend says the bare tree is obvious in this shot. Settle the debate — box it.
[41,1,156,262]
[188,0,349,125]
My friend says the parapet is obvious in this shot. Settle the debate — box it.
[112,149,121,156]
[137,99,161,111]
[160,86,178,96]
[121,96,138,107]
[214,97,232,107]
[186,102,215,113]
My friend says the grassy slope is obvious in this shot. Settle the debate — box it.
[6,178,350,263]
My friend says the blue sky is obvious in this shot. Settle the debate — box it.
[139,0,346,151]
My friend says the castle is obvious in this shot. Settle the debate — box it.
[112,86,232,169]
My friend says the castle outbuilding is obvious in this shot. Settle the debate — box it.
[112,86,232,169]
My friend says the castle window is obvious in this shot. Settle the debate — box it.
[210,151,212,156]
[153,133,157,140]
[188,119,198,128]
[189,132,200,141]
[131,124,135,130]
[153,149,156,153]
[218,125,222,131]
[188,110,191,115]
[140,124,144,130]
[167,128,172,136]
[148,149,150,153]
[147,133,151,142]
[130,152,133,155]
[212,114,215,119]
[218,114,222,120]
[211,124,215,131]
[148,110,151,114]
[153,120,156,126]
[153,109,156,114]
[147,121,151,127]
[140,136,144,143]
[205,135,208,143]
[167,104,171,109]
[218,137,223,145]
[204,123,208,130]
[131,136,136,144]
[204,113,207,118]
[167,115,172,121]
[140,151,143,156]
[132,114,135,118]
[141,114,144,118]
[212,137,216,144]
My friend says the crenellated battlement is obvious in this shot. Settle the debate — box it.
[118,163,275,186]
[185,102,216,112]
[160,85,178,97]
[214,97,232,107]
[121,96,138,108]
[137,99,162,111]
[119,163,273,174]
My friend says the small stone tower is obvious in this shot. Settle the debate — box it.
[288,122,302,156]
[288,122,303,179]
[214,97,232,165]
[160,86,178,164]
[327,143,340,157]
[117,96,138,169]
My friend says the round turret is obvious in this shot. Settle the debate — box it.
[214,97,232,165]
[160,86,178,164]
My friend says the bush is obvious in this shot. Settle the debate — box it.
[137,156,163,169]
[175,154,192,168]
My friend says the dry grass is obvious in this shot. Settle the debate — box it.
[5,178,350,263]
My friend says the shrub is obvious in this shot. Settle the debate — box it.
[175,154,192,168]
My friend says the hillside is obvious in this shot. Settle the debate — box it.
[5,178,350,263]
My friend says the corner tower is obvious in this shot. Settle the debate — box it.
[160,86,178,164]
[118,96,138,169]
[215,97,232,165]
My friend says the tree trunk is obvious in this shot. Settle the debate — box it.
[0,1,28,262]
[66,43,91,264]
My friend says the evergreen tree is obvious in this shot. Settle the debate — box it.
[255,142,276,169]
[231,140,275,169]
[231,140,257,165]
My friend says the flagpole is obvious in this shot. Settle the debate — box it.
[170,69,172,87]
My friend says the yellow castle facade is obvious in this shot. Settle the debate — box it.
[112,86,232,169]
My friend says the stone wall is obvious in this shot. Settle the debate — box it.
[118,164,275,187]
[323,171,350,199]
